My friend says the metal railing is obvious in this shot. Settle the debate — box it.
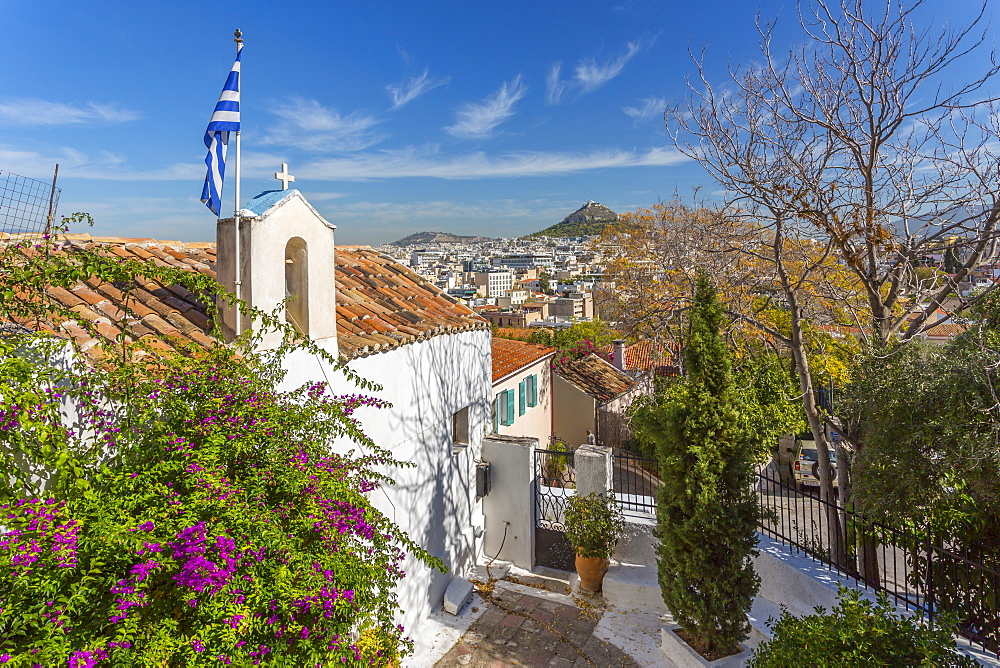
[757,467,999,656]
[612,451,660,515]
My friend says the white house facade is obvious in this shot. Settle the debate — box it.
[490,337,555,447]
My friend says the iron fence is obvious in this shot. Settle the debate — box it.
[612,451,660,515]
[757,467,999,656]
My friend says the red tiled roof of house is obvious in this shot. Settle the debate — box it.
[491,337,555,382]
[495,327,536,341]
[600,339,675,374]
[555,353,637,404]
[2,234,487,361]
[924,321,967,339]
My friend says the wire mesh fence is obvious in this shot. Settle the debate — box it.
[0,169,60,238]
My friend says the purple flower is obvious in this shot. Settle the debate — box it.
[191,639,205,652]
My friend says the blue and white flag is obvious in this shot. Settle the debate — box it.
[200,44,242,216]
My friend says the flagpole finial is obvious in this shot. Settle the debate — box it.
[234,28,243,44]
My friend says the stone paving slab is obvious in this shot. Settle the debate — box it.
[435,581,639,668]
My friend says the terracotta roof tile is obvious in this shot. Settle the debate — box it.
[495,327,537,341]
[555,354,637,404]
[72,286,107,306]
[925,321,967,338]
[491,338,555,382]
[601,340,676,374]
[333,248,488,359]
[4,236,487,361]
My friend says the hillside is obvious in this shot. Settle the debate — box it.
[390,231,495,246]
[526,201,620,238]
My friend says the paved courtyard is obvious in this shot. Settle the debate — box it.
[435,578,640,668]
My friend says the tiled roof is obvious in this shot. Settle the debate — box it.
[2,234,487,361]
[601,340,675,374]
[1,234,217,358]
[924,321,967,339]
[555,353,637,404]
[495,327,536,341]
[334,247,488,359]
[491,337,555,383]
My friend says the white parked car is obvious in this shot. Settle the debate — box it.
[792,439,838,491]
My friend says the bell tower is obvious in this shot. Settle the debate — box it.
[216,187,337,352]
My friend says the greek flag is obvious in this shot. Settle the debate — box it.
[200,44,242,216]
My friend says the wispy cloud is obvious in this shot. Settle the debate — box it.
[386,69,450,110]
[547,36,657,104]
[546,63,570,105]
[262,97,384,152]
[623,96,667,121]
[0,141,688,185]
[445,75,527,139]
[0,145,198,181]
[301,144,688,180]
[0,98,139,126]
[575,41,642,93]
[0,144,295,183]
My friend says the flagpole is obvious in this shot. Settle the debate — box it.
[233,28,243,337]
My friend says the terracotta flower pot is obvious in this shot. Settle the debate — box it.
[575,554,610,592]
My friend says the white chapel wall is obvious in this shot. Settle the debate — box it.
[277,328,492,637]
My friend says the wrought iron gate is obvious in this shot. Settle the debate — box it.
[533,447,576,570]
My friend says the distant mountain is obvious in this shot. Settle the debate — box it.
[390,231,495,246]
[527,201,620,238]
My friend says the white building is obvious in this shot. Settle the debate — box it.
[474,269,514,298]
[43,188,494,640]
[491,254,555,270]
[230,190,492,637]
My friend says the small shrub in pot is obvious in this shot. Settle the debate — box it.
[564,492,624,591]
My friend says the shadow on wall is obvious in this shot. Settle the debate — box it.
[346,329,492,632]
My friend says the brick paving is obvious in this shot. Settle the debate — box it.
[435,583,639,668]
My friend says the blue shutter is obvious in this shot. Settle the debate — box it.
[505,389,515,425]
[528,374,538,407]
[518,380,526,416]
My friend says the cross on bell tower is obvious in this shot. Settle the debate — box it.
[274,162,295,190]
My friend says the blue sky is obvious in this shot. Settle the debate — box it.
[0,0,995,245]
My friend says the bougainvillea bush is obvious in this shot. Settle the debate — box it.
[0,221,441,665]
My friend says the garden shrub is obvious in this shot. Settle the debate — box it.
[749,586,978,667]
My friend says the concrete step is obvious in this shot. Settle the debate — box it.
[603,559,669,616]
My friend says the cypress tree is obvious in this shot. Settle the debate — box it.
[655,271,760,657]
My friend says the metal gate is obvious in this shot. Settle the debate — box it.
[533,447,576,570]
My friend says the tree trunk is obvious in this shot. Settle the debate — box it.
[783,285,849,570]
[789,339,848,569]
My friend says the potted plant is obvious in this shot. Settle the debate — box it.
[564,491,624,592]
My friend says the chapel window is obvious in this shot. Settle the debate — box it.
[284,237,310,335]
